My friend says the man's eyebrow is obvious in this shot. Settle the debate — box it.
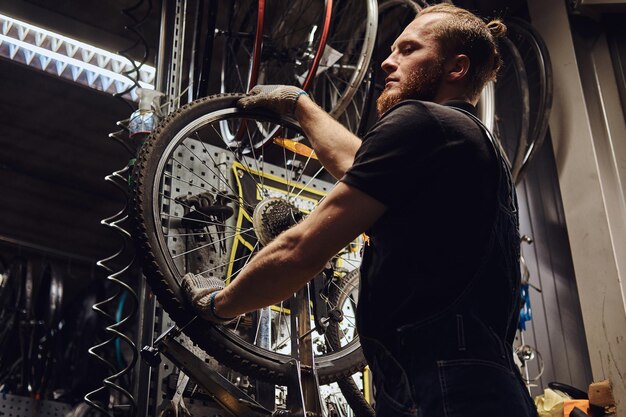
[390,38,404,52]
[390,38,418,52]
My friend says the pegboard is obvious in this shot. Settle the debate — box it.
[161,139,337,279]
[0,393,71,417]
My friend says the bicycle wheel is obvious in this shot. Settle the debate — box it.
[0,257,19,365]
[218,0,377,134]
[326,269,375,417]
[505,18,553,181]
[30,264,63,397]
[132,93,366,385]
[0,258,27,391]
[494,35,530,177]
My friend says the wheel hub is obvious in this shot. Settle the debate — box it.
[252,198,303,246]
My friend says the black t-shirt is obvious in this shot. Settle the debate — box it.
[341,99,499,338]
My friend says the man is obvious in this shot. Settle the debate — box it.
[183,4,538,416]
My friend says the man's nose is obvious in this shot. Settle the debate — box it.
[381,53,397,74]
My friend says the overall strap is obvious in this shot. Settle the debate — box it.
[396,107,518,334]
[451,107,517,213]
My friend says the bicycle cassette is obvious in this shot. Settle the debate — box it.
[252,198,303,246]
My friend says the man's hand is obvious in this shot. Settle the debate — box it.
[238,85,307,116]
[181,273,235,324]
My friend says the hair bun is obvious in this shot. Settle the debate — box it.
[487,20,507,38]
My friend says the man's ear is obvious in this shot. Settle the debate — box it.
[445,54,470,82]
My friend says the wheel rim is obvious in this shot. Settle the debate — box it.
[494,36,530,180]
[219,0,377,133]
[505,19,553,181]
[145,103,365,377]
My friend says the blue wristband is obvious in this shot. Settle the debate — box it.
[209,291,235,322]
[292,90,309,114]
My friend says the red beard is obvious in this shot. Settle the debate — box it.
[376,61,444,116]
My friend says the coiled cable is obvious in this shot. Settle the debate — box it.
[84,1,153,415]
[84,164,138,417]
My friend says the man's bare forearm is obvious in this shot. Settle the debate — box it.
[213,228,324,319]
[295,96,362,180]
[210,182,386,320]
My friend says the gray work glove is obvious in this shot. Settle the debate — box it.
[237,85,308,116]
[181,273,235,324]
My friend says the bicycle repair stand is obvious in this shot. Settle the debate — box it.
[140,316,326,417]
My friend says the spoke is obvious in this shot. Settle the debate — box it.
[226,241,260,282]
[281,140,293,196]
[182,138,245,202]
[229,42,247,91]
[291,166,325,201]
[160,210,257,237]
[209,123,267,200]
[197,253,254,276]
[164,168,223,196]
[192,131,242,191]
[160,178,251,214]
[340,313,357,330]
[270,1,313,44]
[344,109,354,132]
[332,287,359,313]
[245,122,266,196]
[168,155,254,212]
[232,314,245,333]
[169,154,214,189]
[336,256,362,270]
[172,239,222,262]
[327,281,352,304]
[289,145,320,189]
[277,300,290,352]
[274,300,292,352]
[167,229,253,238]
[172,229,255,259]
[325,72,343,97]
[284,147,301,198]
[163,173,249,212]
[253,313,261,345]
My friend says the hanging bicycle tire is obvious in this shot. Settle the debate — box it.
[218,0,377,134]
[0,256,22,384]
[132,93,367,385]
[494,34,530,175]
[504,18,553,182]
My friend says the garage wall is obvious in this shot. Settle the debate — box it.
[515,132,593,397]
[526,0,626,409]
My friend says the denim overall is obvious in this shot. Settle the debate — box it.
[359,109,539,417]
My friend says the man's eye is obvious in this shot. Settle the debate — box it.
[401,47,414,54]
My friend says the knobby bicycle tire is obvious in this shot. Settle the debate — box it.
[326,269,375,417]
[132,93,366,385]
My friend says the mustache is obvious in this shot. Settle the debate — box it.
[376,66,443,116]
